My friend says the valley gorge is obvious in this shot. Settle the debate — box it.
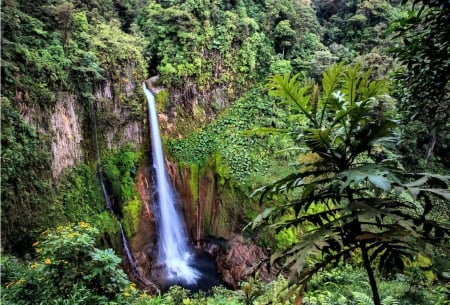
[2,1,449,304]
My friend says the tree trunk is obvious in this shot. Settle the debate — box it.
[360,242,381,305]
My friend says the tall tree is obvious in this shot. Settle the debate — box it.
[249,63,450,305]
[390,0,450,168]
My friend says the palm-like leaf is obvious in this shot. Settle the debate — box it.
[267,73,315,125]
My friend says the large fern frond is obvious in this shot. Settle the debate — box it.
[267,73,316,126]
[353,291,374,305]
[341,64,361,105]
[322,61,345,101]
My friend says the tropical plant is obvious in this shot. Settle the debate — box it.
[1,222,133,305]
[249,62,450,305]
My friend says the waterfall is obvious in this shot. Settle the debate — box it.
[120,224,140,276]
[90,95,145,284]
[99,174,114,212]
[143,83,200,285]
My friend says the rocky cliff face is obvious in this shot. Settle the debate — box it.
[50,93,83,178]
[17,62,144,179]
[19,91,83,179]
[167,162,242,242]
[129,166,157,280]
[214,235,272,289]
[95,71,144,150]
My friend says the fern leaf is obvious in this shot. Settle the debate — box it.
[381,295,399,305]
[341,64,360,105]
[352,291,374,305]
[267,73,316,125]
[322,62,345,100]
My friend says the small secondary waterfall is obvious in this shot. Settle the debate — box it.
[143,83,200,285]
[89,98,146,284]
[99,174,114,213]
[120,224,140,276]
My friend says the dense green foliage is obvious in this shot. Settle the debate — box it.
[1,222,132,305]
[390,0,450,169]
[3,252,447,305]
[1,0,146,108]
[250,63,450,304]
[168,87,295,187]
[314,0,402,55]
[102,145,139,204]
[1,0,146,253]
[135,0,350,98]
[1,97,53,254]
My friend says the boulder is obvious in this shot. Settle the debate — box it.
[215,235,271,289]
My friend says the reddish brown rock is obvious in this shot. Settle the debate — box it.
[215,235,271,289]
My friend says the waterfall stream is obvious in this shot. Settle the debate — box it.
[120,224,141,276]
[90,97,145,284]
[143,83,200,285]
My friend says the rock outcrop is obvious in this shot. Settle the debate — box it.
[95,65,143,149]
[215,235,272,289]
[50,93,83,178]
[128,166,157,280]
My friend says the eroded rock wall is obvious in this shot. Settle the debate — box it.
[168,163,237,242]
[50,93,83,178]
[95,67,144,149]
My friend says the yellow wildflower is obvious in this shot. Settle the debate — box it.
[44,258,52,265]
[78,221,90,228]
[31,263,40,269]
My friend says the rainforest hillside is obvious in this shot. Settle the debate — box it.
[1,0,449,304]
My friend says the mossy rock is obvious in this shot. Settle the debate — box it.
[94,211,121,250]
[122,198,141,238]
[156,89,170,113]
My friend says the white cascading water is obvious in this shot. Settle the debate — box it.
[143,83,199,285]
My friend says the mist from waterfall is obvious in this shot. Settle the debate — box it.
[143,83,200,285]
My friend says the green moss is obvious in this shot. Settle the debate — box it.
[94,211,121,250]
[202,171,216,234]
[211,152,230,186]
[189,163,200,206]
[156,89,170,112]
[122,198,141,238]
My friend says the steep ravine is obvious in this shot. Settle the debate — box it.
[122,81,271,290]
[129,155,271,290]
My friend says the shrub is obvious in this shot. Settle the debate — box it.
[1,222,132,305]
